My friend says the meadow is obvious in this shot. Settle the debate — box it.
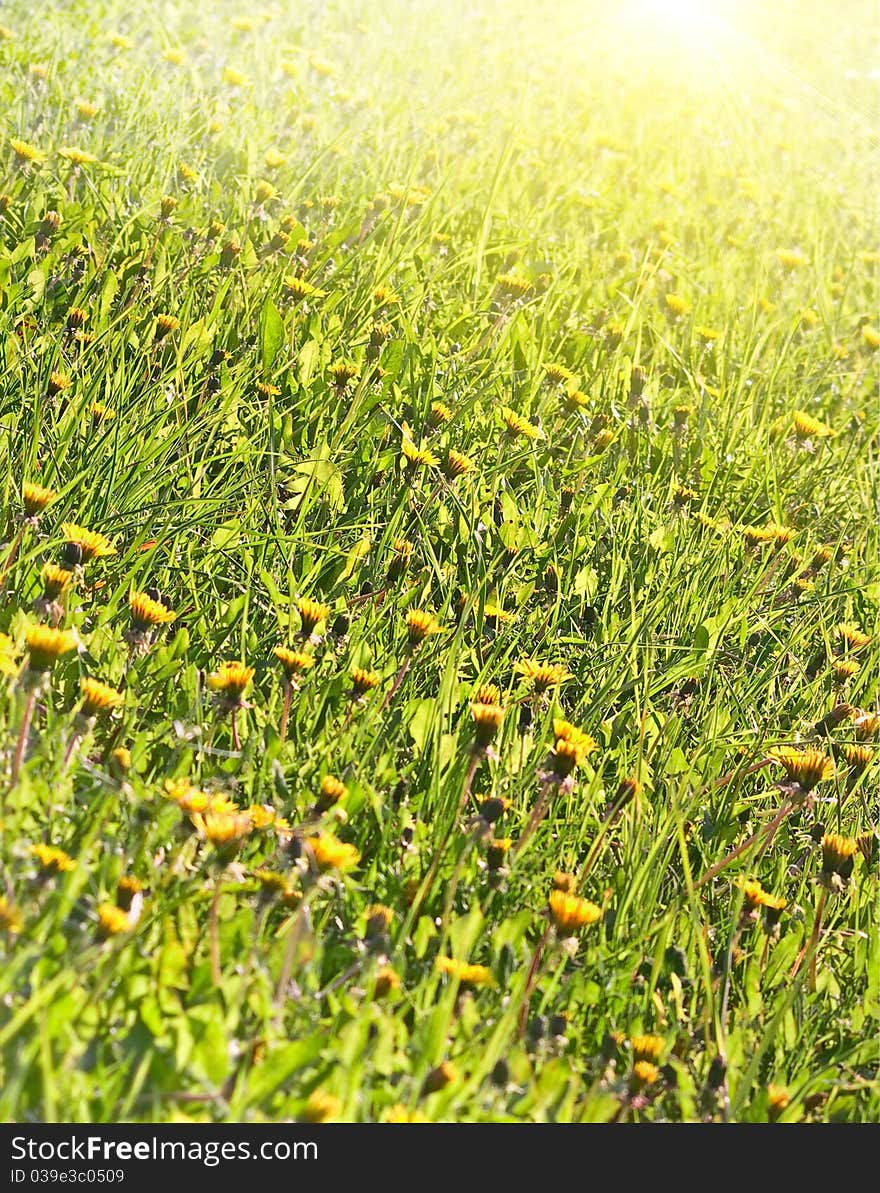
[0,0,877,1124]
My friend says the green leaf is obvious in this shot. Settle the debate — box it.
[260,296,285,372]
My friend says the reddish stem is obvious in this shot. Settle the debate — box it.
[11,686,38,788]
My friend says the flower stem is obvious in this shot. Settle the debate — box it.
[61,730,82,774]
[279,680,293,744]
[230,709,241,751]
[379,656,411,716]
[0,524,26,590]
[11,685,38,788]
[209,873,223,986]
[695,797,793,889]
[514,780,553,859]
[518,921,552,1037]
[790,886,828,987]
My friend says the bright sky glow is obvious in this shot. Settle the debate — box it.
[626,0,738,54]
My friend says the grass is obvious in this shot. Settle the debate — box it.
[0,0,877,1124]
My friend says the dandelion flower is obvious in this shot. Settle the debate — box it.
[129,590,176,632]
[25,625,77,673]
[515,660,572,694]
[0,897,22,935]
[79,677,124,719]
[406,609,442,648]
[58,147,98,165]
[96,902,130,939]
[22,481,56,518]
[154,313,179,341]
[305,832,360,872]
[792,411,834,440]
[350,667,380,699]
[771,747,833,792]
[303,1091,341,1123]
[10,138,47,165]
[435,956,494,986]
[283,275,325,302]
[631,1035,665,1064]
[470,703,504,752]
[820,833,857,882]
[207,662,254,706]
[296,597,329,640]
[30,843,75,874]
[273,646,314,680]
[501,406,542,441]
[61,522,116,561]
[548,889,603,934]
[664,293,691,316]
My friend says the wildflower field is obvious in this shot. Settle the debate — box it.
[0,0,877,1126]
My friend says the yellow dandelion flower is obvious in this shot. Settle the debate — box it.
[473,683,501,706]
[207,662,254,703]
[328,361,359,389]
[296,597,329,638]
[25,625,77,672]
[435,956,494,986]
[820,833,857,880]
[771,747,834,791]
[223,66,250,86]
[273,647,314,678]
[96,902,130,939]
[515,660,572,694]
[836,623,871,652]
[776,250,808,270]
[406,609,442,648]
[0,897,22,935]
[443,449,474,480]
[30,843,75,874]
[767,1085,790,1121]
[35,563,69,601]
[428,400,454,427]
[854,711,880,741]
[58,147,98,165]
[838,744,874,774]
[61,522,116,561]
[374,966,401,998]
[305,832,360,872]
[10,138,47,165]
[792,411,834,440]
[664,293,691,316]
[494,273,531,298]
[470,703,504,751]
[303,1090,341,1123]
[501,406,542,441]
[129,591,176,630]
[47,371,71,395]
[350,667,380,698]
[315,775,347,812]
[196,811,252,850]
[561,388,589,413]
[23,481,56,517]
[548,889,603,933]
[401,437,439,469]
[154,313,179,340]
[542,362,574,385]
[283,275,325,301]
[630,1061,660,1090]
[79,677,124,718]
[631,1034,665,1063]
